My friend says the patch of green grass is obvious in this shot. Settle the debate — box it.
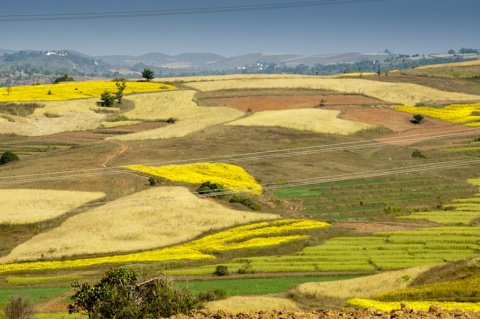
[179,275,360,296]
[0,286,70,308]
[5,275,80,285]
[275,176,472,221]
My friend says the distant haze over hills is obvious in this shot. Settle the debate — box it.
[0,48,478,86]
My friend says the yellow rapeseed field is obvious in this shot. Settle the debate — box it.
[378,273,480,301]
[180,74,480,105]
[394,102,480,126]
[226,109,375,135]
[0,189,105,224]
[0,219,328,273]
[0,187,278,264]
[0,81,175,102]
[108,90,243,140]
[124,162,262,195]
[347,298,480,312]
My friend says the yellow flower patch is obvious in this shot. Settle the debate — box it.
[0,81,176,102]
[125,162,262,195]
[347,298,480,312]
[0,219,329,273]
[394,102,480,125]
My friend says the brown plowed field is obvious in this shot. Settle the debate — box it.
[32,121,167,144]
[204,95,385,112]
[206,95,480,148]
[167,307,480,319]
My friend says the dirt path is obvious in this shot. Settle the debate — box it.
[102,140,129,167]
[34,291,72,313]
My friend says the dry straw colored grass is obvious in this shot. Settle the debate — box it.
[415,58,480,69]
[226,109,374,135]
[0,98,107,136]
[109,90,243,140]
[205,296,299,313]
[0,186,278,263]
[293,265,433,300]
[0,189,105,224]
[181,74,480,105]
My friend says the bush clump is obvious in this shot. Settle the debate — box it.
[197,289,227,302]
[1,151,19,165]
[196,181,225,198]
[229,194,261,211]
[68,268,201,319]
[213,265,229,276]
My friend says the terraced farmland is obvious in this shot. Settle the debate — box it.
[275,176,474,221]
[169,225,480,275]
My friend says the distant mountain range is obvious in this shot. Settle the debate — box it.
[97,51,392,71]
[0,48,478,86]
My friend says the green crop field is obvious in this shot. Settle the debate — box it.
[178,275,360,296]
[168,226,480,275]
[0,286,70,308]
[275,176,473,221]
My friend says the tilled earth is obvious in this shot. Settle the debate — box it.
[167,306,480,319]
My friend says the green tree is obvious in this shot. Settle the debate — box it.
[142,68,155,81]
[0,151,19,165]
[411,114,424,124]
[68,268,201,319]
[53,74,74,84]
[100,90,115,107]
[115,79,127,104]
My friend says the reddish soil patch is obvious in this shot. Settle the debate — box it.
[205,95,478,148]
[204,95,385,112]
[33,122,166,144]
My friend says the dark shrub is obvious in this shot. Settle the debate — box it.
[1,151,19,165]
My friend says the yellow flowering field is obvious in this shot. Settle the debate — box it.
[0,81,175,102]
[378,273,480,301]
[0,189,105,224]
[347,298,480,312]
[0,219,328,273]
[124,162,262,195]
[188,219,329,252]
[393,102,480,126]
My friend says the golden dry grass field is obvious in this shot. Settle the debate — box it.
[226,108,375,135]
[292,265,433,300]
[205,296,299,313]
[0,189,105,224]
[176,74,480,105]
[0,186,278,263]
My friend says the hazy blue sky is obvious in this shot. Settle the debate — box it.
[1,0,479,57]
